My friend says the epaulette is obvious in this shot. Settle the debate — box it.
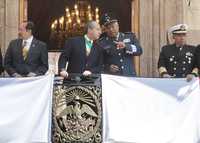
[96,37,106,45]
[120,32,125,37]
[124,32,135,35]
[98,37,104,41]
[124,32,136,38]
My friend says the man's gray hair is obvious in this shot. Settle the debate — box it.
[84,21,97,34]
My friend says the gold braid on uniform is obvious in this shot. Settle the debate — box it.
[191,68,198,77]
[158,67,168,77]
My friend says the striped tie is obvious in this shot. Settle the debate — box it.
[22,41,28,60]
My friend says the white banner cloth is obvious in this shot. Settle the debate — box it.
[102,74,200,143]
[0,74,54,143]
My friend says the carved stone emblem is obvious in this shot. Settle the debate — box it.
[53,85,102,143]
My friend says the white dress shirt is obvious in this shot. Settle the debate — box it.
[23,36,33,50]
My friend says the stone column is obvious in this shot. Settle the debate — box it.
[183,0,200,45]
[0,0,5,53]
[131,0,140,75]
[0,0,19,54]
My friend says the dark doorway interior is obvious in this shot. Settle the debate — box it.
[28,0,132,51]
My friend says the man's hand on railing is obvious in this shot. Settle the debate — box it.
[82,70,92,76]
[12,73,22,78]
[162,73,172,78]
[60,70,68,78]
[186,74,195,82]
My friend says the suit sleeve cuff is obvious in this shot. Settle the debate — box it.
[158,67,168,77]
[191,68,198,77]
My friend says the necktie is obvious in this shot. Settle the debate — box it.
[22,41,28,60]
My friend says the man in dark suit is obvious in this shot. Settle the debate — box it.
[58,21,101,78]
[158,24,198,81]
[4,21,48,77]
[0,48,3,75]
[89,14,143,76]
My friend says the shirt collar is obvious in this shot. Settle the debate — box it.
[23,36,33,44]
[84,35,93,44]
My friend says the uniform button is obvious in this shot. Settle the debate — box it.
[121,66,124,69]
[183,61,186,64]
[182,67,186,71]
[174,61,177,64]
[117,48,120,50]
[173,67,176,71]
[120,59,123,62]
[118,53,121,56]
[188,61,191,64]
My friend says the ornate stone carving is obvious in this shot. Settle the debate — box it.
[53,85,102,143]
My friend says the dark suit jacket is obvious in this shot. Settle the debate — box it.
[4,38,48,76]
[0,48,3,74]
[58,36,98,74]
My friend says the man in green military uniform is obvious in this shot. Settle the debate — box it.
[158,24,198,81]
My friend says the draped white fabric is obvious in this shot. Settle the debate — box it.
[0,74,54,143]
[102,74,200,143]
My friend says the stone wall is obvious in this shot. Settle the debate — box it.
[183,0,200,45]
[0,0,5,53]
[0,0,19,54]
[139,0,178,77]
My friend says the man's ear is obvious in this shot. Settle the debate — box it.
[172,35,175,40]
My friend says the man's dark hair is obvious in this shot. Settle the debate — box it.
[84,21,97,34]
[24,21,35,34]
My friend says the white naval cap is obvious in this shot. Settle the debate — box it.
[169,24,188,34]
